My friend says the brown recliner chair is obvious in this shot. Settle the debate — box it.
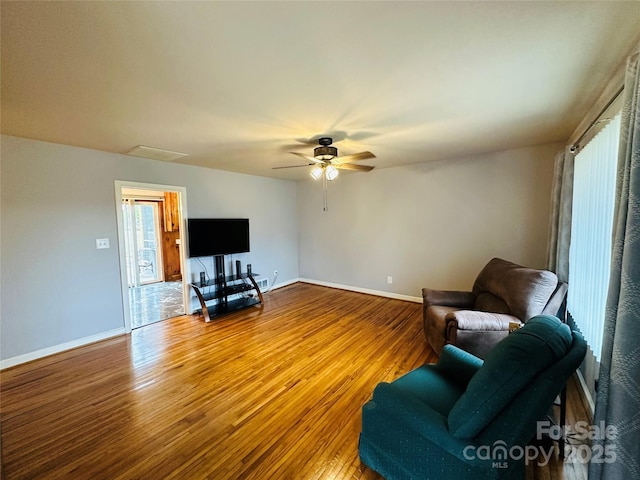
[423,257,568,359]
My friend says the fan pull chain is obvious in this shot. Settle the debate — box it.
[322,172,328,211]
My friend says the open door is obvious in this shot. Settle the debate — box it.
[122,199,164,286]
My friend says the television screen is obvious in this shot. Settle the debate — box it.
[187,218,250,257]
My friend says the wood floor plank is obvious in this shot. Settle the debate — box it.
[1,283,591,479]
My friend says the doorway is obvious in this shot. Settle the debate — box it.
[115,182,191,331]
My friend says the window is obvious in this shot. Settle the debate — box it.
[567,113,620,361]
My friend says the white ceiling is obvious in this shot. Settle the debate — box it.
[2,1,640,180]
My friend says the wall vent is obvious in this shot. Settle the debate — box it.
[125,145,188,162]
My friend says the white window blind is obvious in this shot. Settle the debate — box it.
[568,113,620,361]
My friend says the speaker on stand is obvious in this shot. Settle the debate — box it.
[214,255,226,303]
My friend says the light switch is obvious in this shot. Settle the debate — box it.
[96,238,110,249]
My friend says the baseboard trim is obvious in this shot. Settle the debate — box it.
[574,368,595,418]
[298,278,422,303]
[0,328,126,370]
[265,277,299,292]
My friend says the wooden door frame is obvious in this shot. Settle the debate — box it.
[114,181,192,333]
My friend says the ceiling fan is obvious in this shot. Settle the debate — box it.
[273,137,376,211]
[273,137,376,181]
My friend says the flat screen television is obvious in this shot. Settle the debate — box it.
[187,218,250,257]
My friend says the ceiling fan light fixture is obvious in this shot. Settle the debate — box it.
[325,165,339,181]
[277,136,374,211]
[310,165,324,180]
[314,145,337,160]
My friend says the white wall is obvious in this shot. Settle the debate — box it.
[297,143,561,298]
[0,135,299,363]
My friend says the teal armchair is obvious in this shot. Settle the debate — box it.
[359,315,586,479]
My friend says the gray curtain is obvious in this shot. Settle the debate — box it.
[547,147,574,283]
[589,49,640,480]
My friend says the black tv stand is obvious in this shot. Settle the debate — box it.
[190,255,263,322]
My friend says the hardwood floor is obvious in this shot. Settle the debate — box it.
[524,374,591,480]
[1,283,590,479]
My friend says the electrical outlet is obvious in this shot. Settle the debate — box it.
[96,238,110,249]
[274,270,278,276]
[387,276,393,284]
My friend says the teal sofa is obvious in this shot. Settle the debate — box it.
[359,315,586,479]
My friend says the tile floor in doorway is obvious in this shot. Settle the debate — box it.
[129,280,185,329]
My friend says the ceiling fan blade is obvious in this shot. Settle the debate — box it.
[272,163,315,169]
[335,163,374,172]
[290,152,324,164]
[336,151,376,163]
[279,143,309,151]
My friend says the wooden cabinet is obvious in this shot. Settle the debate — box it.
[162,230,182,281]
[163,192,179,232]
[160,193,182,281]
